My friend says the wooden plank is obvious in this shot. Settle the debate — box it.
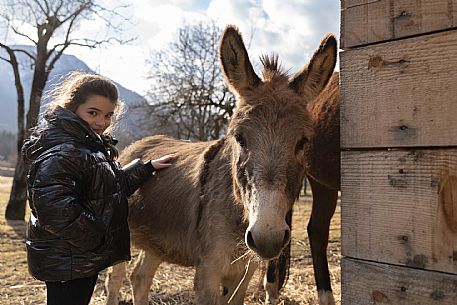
[341,149,457,274]
[342,257,457,305]
[340,29,457,149]
[341,0,457,48]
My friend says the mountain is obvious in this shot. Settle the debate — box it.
[0,45,150,147]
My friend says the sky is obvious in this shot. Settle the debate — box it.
[1,0,340,95]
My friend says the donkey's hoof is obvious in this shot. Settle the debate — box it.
[318,290,335,305]
[265,296,279,305]
[263,281,279,305]
[265,292,279,305]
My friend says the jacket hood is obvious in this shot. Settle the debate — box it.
[22,106,114,163]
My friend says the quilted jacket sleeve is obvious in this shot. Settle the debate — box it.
[30,155,104,252]
[120,158,154,196]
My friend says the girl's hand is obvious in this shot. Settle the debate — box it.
[151,154,175,170]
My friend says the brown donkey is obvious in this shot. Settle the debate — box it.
[264,73,340,305]
[105,25,337,305]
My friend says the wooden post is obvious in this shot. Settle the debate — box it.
[340,1,457,304]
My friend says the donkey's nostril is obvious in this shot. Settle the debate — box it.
[222,286,229,296]
[246,231,257,250]
[283,229,290,246]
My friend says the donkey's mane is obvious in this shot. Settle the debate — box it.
[196,137,227,230]
[199,137,226,198]
[260,54,289,81]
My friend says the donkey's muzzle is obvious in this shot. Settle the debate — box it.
[245,227,290,259]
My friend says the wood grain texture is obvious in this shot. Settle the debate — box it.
[341,149,457,274]
[340,29,457,149]
[342,257,457,305]
[341,0,457,48]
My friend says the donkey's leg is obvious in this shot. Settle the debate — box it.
[307,177,338,305]
[263,209,292,305]
[105,262,127,305]
[194,260,223,305]
[130,250,162,305]
[221,259,258,305]
[263,244,292,304]
[195,247,237,305]
[263,260,280,305]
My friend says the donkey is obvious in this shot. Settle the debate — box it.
[263,73,340,305]
[105,25,337,305]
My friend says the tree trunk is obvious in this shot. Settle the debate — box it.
[5,54,48,221]
[3,45,26,221]
[5,156,28,220]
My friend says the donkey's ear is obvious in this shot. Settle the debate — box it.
[220,25,261,93]
[289,34,337,102]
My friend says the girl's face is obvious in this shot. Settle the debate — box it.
[75,95,116,135]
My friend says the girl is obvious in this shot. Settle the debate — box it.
[22,72,174,305]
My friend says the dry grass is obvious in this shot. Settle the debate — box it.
[0,176,341,305]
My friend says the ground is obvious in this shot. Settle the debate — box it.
[0,176,341,305]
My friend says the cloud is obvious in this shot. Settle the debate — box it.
[126,0,339,92]
[206,0,339,74]
[1,0,340,94]
[129,0,210,50]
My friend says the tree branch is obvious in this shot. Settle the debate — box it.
[46,7,79,59]
[46,45,67,78]
[20,0,41,23]
[11,48,36,61]
[10,24,38,44]
[58,36,136,49]
[0,56,9,63]
[91,2,134,31]
[31,0,48,15]
[58,2,88,25]
[53,0,65,16]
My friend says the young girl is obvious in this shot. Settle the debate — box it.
[22,72,174,305]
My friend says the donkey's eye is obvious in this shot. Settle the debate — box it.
[235,133,247,149]
[295,136,308,153]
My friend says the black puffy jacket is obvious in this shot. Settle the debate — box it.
[23,106,152,281]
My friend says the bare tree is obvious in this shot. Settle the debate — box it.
[140,21,236,141]
[0,0,131,220]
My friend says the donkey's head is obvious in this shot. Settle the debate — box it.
[220,25,337,259]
